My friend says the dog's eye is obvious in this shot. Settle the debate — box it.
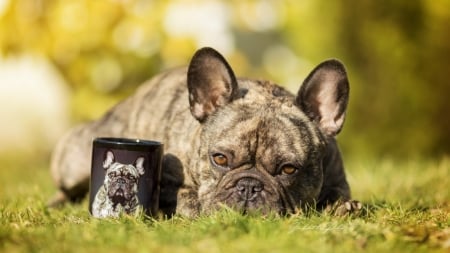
[281,165,297,175]
[212,153,228,167]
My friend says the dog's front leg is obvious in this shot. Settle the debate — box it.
[175,186,201,218]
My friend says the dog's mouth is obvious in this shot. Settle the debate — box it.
[111,189,128,205]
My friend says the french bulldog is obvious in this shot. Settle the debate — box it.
[91,150,145,218]
[49,47,360,217]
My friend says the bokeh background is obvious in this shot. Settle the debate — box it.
[1,0,449,160]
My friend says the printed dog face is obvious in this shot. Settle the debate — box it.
[91,151,145,217]
[102,151,145,206]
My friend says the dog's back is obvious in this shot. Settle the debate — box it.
[49,68,197,205]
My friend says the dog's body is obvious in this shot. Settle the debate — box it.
[50,47,359,217]
[91,151,145,218]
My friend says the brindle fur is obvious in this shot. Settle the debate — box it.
[50,47,358,217]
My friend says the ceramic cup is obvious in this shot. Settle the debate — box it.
[89,137,163,218]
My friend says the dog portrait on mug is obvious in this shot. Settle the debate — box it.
[91,150,145,218]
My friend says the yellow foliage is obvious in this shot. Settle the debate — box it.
[1,0,450,156]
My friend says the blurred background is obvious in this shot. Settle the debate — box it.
[0,0,449,160]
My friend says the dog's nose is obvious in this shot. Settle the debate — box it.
[117,178,126,185]
[235,178,264,201]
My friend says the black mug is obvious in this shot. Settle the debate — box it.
[89,137,163,218]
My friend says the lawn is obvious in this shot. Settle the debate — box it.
[0,153,448,253]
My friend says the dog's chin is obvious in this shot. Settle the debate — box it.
[111,195,125,205]
[223,199,285,216]
[213,190,287,215]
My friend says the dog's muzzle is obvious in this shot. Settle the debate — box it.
[108,175,136,205]
[213,171,291,214]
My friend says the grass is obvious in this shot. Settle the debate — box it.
[0,153,449,253]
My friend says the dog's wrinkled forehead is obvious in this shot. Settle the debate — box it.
[106,163,141,178]
[204,92,325,172]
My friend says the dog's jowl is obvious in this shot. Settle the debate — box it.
[50,47,360,217]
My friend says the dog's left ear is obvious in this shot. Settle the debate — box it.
[187,47,238,122]
[103,150,115,169]
[134,157,145,176]
[296,59,349,136]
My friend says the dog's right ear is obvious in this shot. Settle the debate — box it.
[296,59,349,136]
[134,157,145,176]
[103,150,115,169]
[187,47,238,122]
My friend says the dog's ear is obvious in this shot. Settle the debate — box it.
[187,47,238,122]
[134,157,145,176]
[296,59,349,136]
[103,150,115,169]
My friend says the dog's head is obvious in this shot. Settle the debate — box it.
[187,47,349,215]
[102,151,145,206]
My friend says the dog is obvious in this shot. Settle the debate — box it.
[91,150,145,218]
[49,47,360,217]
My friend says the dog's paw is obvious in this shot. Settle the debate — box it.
[325,200,362,216]
[335,200,362,216]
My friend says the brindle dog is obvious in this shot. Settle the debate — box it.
[49,47,360,217]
